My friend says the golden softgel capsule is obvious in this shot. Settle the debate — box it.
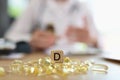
[0,67,5,76]
[10,60,23,73]
[91,64,108,72]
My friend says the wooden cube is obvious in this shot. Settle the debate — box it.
[51,50,64,63]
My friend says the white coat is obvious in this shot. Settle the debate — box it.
[5,0,97,43]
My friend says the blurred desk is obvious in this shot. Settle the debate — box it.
[0,53,120,80]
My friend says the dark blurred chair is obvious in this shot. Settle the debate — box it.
[15,41,32,53]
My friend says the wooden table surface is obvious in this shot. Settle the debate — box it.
[0,53,120,80]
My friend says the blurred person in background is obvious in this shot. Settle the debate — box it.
[5,0,98,51]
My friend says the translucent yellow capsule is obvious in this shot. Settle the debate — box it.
[42,57,52,66]
[0,67,5,76]
[23,65,31,75]
[38,58,42,64]
[13,60,23,64]
[84,60,95,66]
[30,66,39,75]
[75,63,88,74]
[62,66,71,74]
[37,66,44,76]
[64,57,71,63]
[10,60,23,73]
[27,60,38,66]
[70,62,78,72]
[45,65,55,74]
[54,63,63,75]
[91,64,108,72]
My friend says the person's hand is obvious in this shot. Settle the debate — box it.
[30,30,56,50]
[66,26,91,44]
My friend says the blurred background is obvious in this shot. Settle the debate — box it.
[0,0,120,54]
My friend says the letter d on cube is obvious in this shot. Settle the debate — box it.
[51,50,63,63]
